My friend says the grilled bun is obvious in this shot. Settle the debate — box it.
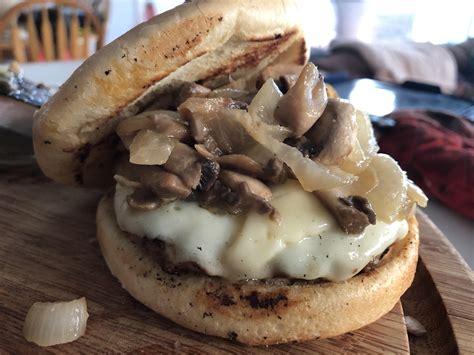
[33,0,422,346]
[97,192,419,346]
[33,0,307,188]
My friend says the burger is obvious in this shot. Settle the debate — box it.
[33,0,427,346]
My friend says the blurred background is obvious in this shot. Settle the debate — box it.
[0,0,472,266]
[0,0,472,97]
[1,0,473,57]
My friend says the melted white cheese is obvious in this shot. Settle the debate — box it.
[115,181,408,281]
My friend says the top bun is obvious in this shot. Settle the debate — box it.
[33,0,307,187]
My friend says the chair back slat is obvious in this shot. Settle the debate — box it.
[0,0,107,62]
[26,11,41,61]
[11,20,26,63]
[41,7,54,61]
[56,6,68,60]
[82,15,91,58]
[70,11,80,59]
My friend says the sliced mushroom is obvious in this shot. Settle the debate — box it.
[142,93,175,111]
[222,76,251,90]
[194,143,218,159]
[199,180,240,208]
[199,74,232,90]
[258,64,304,93]
[219,170,272,201]
[219,169,275,214]
[178,97,227,142]
[209,88,249,101]
[284,136,318,158]
[306,98,357,166]
[127,189,163,210]
[117,110,189,148]
[151,111,189,140]
[178,97,253,155]
[314,188,376,234]
[113,174,142,189]
[201,153,286,185]
[176,82,211,107]
[200,178,275,217]
[217,154,265,177]
[198,159,220,192]
[278,74,299,93]
[139,166,191,199]
[117,166,178,211]
[163,142,202,189]
[339,195,376,224]
[236,182,276,216]
[263,158,287,184]
[274,63,328,137]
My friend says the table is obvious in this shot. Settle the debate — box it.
[21,60,83,86]
[17,60,474,269]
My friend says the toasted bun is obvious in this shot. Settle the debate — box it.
[96,192,419,346]
[33,0,307,188]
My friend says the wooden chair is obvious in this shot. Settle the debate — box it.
[0,0,105,62]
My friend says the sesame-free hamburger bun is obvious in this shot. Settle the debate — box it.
[33,0,424,346]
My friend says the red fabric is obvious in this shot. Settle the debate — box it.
[378,110,474,220]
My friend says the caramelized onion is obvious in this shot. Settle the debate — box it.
[397,182,427,220]
[129,129,174,165]
[23,297,88,347]
[339,110,378,174]
[340,110,379,175]
[341,157,426,222]
[179,97,254,154]
[365,154,408,222]
[209,88,249,100]
[232,110,355,191]
[407,181,428,208]
[248,79,282,124]
[356,110,378,157]
[341,164,379,196]
[117,110,186,148]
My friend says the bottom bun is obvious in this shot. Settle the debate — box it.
[96,192,419,345]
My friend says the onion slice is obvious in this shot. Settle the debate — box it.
[209,88,249,100]
[129,129,174,165]
[23,297,89,347]
[407,180,428,208]
[339,110,378,174]
[365,154,408,222]
[231,110,355,191]
[248,78,282,124]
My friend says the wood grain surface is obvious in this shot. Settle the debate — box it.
[0,168,472,353]
[0,170,409,353]
[403,212,474,354]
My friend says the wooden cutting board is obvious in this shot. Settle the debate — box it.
[0,168,472,353]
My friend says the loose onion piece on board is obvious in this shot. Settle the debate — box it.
[404,316,427,337]
[23,297,89,347]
